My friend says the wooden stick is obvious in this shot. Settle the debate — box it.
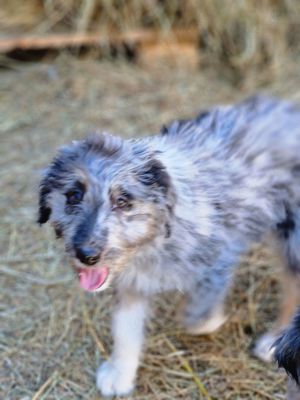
[0,28,198,53]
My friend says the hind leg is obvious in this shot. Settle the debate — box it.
[253,235,300,362]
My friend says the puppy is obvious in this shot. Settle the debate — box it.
[38,95,300,396]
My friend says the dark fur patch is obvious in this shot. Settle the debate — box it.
[160,125,169,136]
[53,223,63,238]
[38,185,52,224]
[72,208,99,249]
[38,205,51,224]
[213,202,223,211]
[274,309,300,384]
[81,133,123,157]
[277,208,295,239]
[65,181,86,214]
[47,154,76,189]
[196,110,210,123]
[165,222,171,238]
[292,164,300,177]
[137,158,170,194]
[159,118,193,137]
[37,155,72,224]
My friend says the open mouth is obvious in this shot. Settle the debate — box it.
[77,266,109,292]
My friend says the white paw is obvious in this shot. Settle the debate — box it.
[253,332,277,363]
[96,360,135,397]
[186,309,228,335]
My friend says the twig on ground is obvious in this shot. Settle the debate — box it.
[164,337,213,400]
[32,370,58,400]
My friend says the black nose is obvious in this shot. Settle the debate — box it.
[75,247,100,265]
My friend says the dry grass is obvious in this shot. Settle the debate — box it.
[1,56,300,399]
[1,1,300,80]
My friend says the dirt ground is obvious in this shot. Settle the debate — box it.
[1,55,300,399]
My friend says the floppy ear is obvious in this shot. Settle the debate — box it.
[138,158,171,194]
[138,158,175,238]
[38,177,52,224]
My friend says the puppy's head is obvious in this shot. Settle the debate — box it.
[38,133,174,292]
[274,309,300,384]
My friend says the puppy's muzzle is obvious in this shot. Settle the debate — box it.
[75,246,101,266]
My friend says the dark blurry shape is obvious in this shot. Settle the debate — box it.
[274,308,300,384]
[6,47,55,62]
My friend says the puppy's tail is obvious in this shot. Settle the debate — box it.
[274,308,300,384]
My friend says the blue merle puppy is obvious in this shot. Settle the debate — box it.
[38,95,300,397]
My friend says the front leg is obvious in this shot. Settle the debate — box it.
[96,290,148,397]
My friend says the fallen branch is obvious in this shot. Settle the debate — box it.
[0,28,198,53]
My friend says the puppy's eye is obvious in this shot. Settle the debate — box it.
[65,189,83,205]
[116,196,128,208]
[113,194,132,211]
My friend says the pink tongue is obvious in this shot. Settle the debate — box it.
[78,266,109,292]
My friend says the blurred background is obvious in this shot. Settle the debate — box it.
[1,1,300,399]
